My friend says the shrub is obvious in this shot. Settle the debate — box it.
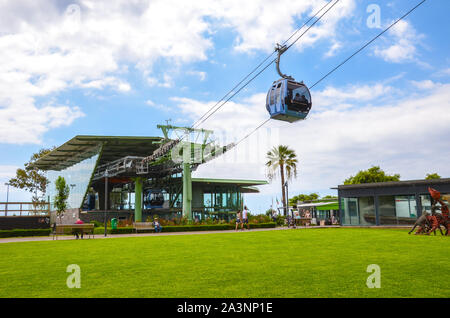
[275,215,286,226]
[89,220,103,228]
[92,223,276,235]
[0,228,51,238]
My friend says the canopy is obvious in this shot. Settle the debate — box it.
[316,202,339,211]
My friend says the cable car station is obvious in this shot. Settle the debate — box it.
[33,125,267,224]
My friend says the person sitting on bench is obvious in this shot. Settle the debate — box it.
[152,218,162,233]
[74,218,84,239]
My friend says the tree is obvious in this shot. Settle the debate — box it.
[289,193,319,206]
[54,176,70,224]
[425,173,441,180]
[266,145,298,216]
[343,166,400,185]
[8,147,55,206]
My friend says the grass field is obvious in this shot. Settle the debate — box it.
[0,228,448,298]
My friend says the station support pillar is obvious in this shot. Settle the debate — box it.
[134,177,144,222]
[182,163,192,221]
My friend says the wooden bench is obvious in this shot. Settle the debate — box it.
[133,222,154,233]
[52,224,95,240]
[298,218,312,226]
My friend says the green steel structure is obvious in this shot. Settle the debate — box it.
[34,133,267,222]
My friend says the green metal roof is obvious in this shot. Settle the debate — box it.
[315,202,339,211]
[34,135,163,171]
[191,178,268,186]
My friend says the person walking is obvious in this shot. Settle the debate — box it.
[235,210,242,231]
[305,209,311,227]
[242,206,250,230]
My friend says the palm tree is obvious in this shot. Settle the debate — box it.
[266,145,298,216]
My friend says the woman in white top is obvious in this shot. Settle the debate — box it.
[242,206,250,230]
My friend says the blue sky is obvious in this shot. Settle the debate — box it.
[0,0,449,213]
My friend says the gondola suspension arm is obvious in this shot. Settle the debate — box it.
[275,44,293,80]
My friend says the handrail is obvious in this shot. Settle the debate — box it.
[0,202,50,217]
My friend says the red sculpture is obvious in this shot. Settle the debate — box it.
[427,187,449,235]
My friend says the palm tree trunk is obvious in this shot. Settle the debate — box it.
[280,164,286,216]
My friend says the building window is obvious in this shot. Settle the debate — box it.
[378,196,396,225]
[358,196,376,225]
[420,195,432,214]
[379,195,416,225]
[341,197,359,225]
[341,197,375,225]
[46,149,100,210]
[395,195,417,224]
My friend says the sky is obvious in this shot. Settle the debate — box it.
[0,0,449,213]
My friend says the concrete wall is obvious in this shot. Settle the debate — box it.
[50,208,81,225]
[0,216,50,230]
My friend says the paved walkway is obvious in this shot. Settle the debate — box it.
[0,225,345,244]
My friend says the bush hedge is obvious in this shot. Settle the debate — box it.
[93,222,276,235]
[0,228,51,238]
[0,223,276,238]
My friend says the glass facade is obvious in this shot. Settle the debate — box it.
[46,149,100,210]
[341,194,418,226]
[395,195,417,222]
[420,195,432,213]
[196,186,242,220]
[341,197,358,225]
[378,196,396,224]
[379,195,416,225]
[341,197,375,225]
[358,196,376,225]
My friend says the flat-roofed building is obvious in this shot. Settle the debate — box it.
[33,135,267,224]
[336,178,450,226]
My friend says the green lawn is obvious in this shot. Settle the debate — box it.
[0,228,448,298]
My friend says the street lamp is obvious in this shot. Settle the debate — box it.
[4,183,10,216]
[104,170,108,237]
[284,181,289,217]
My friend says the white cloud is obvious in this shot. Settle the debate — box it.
[214,0,356,53]
[410,79,438,90]
[434,67,450,77]
[324,41,342,57]
[0,0,356,144]
[187,71,207,81]
[177,81,450,203]
[79,77,131,92]
[146,99,168,112]
[146,75,173,88]
[314,83,395,110]
[373,20,423,64]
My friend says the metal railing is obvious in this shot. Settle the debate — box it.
[0,202,50,217]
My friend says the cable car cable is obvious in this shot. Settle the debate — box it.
[191,0,336,130]
[310,0,427,89]
[234,0,427,146]
[190,0,335,130]
[192,0,341,131]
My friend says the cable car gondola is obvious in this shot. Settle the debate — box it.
[266,44,312,123]
[144,189,165,209]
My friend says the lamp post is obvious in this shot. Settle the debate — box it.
[5,183,10,216]
[104,170,108,237]
[284,181,289,217]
